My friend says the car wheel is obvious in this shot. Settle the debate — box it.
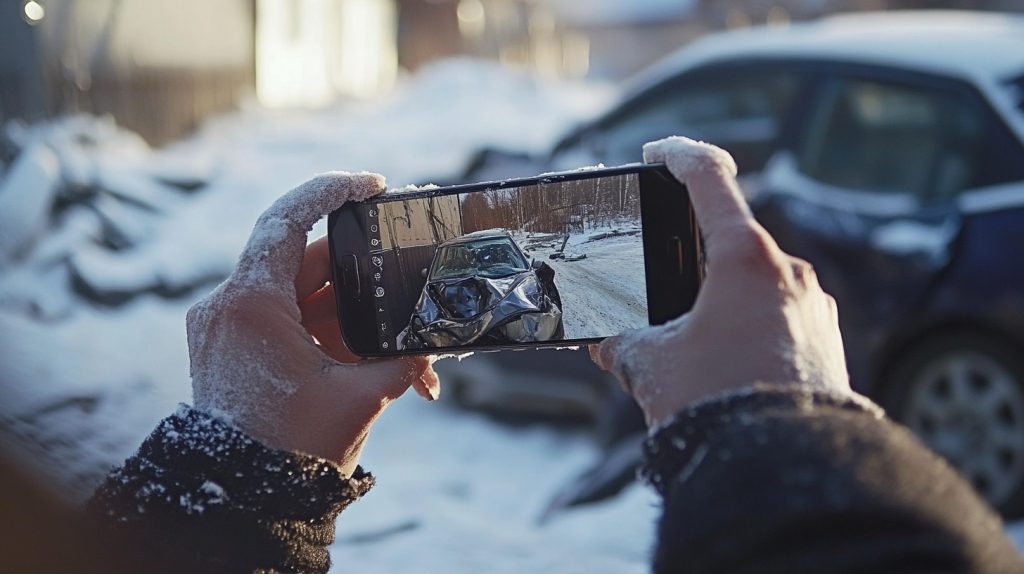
[884,332,1024,518]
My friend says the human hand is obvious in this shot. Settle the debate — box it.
[186,173,440,475]
[594,137,851,427]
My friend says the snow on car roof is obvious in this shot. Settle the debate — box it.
[631,11,1024,92]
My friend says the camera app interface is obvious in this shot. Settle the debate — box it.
[362,173,648,351]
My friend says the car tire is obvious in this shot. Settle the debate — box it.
[882,331,1024,518]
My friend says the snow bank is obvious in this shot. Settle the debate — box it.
[0,145,61,264]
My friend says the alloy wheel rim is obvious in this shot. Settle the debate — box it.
[901,350,1024,506]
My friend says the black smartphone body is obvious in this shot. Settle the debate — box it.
[327,164,702,357]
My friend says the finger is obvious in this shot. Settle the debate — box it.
[234,172,386,295]
[296,236,332,301]
[299,284,362,364]
[411,359,441,401]
[597,335,638,396]
[596,335,622,373]
[788,257,817,288]
[643,137,770,263]
[348,355,434,402]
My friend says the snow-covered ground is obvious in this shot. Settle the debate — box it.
[331,397,659,573]
[1,56,1022,570]
[523,226,647,339]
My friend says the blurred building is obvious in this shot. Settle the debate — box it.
[1,0,255,144]
[396,0,700,80]
[397,0,587,78]
[3,0,1022,145]
[256,0,398,107]
[0,0,400,145]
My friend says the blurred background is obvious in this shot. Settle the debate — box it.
[2,1,1024,571]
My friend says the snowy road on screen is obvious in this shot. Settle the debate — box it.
[522,228,648,340]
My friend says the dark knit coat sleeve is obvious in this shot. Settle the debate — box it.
[642,385,1024,574]
[87,405,372,573]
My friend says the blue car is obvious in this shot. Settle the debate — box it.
[745,15,1024,515]
[457,12,1024,516]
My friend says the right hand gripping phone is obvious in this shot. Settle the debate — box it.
[328,163,702,357]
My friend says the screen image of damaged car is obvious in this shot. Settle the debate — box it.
[398,230,564,349]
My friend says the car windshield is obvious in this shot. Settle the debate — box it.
[430,238,528,280]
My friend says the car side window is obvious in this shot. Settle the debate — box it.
[798,77,989,200]
[595,65,802,173]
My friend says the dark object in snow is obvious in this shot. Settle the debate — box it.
[434,347,617,424]
[585,229,640,242]
[542,391,646,516]
[522,232,565,252]
[548,252,586,262]
[539,433,644,524]
[400,230,564,349]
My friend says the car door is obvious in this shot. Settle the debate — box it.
[549,61,807,179]
[754,65,1001,388]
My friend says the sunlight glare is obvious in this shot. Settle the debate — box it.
[23,0,45,23]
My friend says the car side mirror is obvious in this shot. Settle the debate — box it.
[531,259,543,270]
[421,267,428,278]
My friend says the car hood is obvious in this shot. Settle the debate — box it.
[403,271,560,348]
[425,272,532,319]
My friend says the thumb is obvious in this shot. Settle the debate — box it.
[594,336,623,372]
[596,334,638,396]
[332,355,438,403]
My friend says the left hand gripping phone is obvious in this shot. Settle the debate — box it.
[328,163,702,357]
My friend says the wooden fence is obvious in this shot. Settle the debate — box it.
[45,67,254,146]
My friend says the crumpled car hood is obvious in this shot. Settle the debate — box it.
[401,271,561,348]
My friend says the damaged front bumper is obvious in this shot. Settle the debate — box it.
[400,273,562,349]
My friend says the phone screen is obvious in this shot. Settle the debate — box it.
[330,165,699,355]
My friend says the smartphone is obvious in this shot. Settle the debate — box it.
[327,164,702,357]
